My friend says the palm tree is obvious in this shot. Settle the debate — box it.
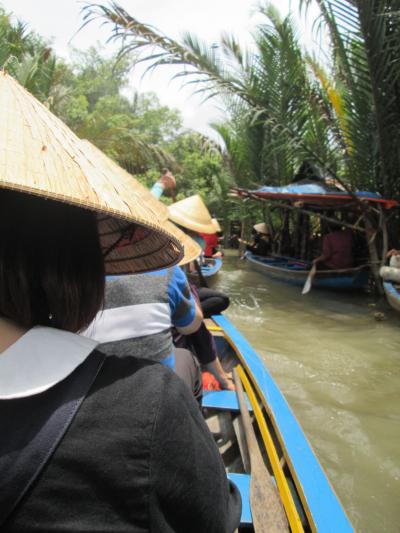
[82,2,341,188]
[301,0,400,198]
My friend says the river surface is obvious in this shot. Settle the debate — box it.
[214,251,400,533]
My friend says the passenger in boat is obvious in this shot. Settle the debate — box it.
[83,265,204,403]
[200,218,223,258]
[0,75,241,533]
[200,230,221,258]
[150,167,176,199]
[312,226,354,270]
[380,249,400,283]
[180,283,235,391]
[240,222,271,257]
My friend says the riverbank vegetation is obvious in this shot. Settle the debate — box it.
[2,2,400,241]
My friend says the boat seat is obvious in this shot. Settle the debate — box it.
[202,390,252,411]
[228,473,252,525]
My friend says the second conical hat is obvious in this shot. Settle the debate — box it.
[253,222,269,235]
[0,72,182,274]
[168,194,215,234]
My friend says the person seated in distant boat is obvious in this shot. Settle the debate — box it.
[240,222,271,257]
[312,226,354,270]
[200,231,222,258]
[380,249,400,283]
[200,218,223,258]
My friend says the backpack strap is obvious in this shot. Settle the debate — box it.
[0,349,106,526]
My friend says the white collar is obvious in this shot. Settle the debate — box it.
[0,327,99,400]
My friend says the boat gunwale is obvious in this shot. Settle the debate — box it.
[211,314,354,533]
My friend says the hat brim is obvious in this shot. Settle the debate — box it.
[0,74,183,274]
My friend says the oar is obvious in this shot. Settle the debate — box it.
[301,262,317,295]
[232,368,289,533]
[193,258,208,288]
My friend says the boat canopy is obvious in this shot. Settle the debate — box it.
[233,182,398,209]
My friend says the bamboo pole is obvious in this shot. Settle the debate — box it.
[247,194,367,233]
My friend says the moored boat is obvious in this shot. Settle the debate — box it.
[190,257,223,285]
[204,314,354,532]
[383,281,400,312]
[245,251,369,291]
[201,257,223,279]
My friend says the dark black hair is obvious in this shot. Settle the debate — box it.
[0,189,104,332]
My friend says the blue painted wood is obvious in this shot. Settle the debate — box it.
[227,473,252,525]
[201,257,223,277]
[383,281,400,312]
[213,314,354,533]
[202,390,252,411]
[245,252,368,290]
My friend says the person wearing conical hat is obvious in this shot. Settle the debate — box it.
[240,222,271,257]
[0,74,241,532]
[200,218,223,259]
[168,196,234,390]
[80,141,204,402]
[151,167,177,200]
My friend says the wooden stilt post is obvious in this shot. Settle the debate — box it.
[363,211,384,295]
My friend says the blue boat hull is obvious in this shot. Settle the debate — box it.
[201,257,222,278]
[207,315,354,532]
[245,251,369,290]
[383,281,400,312]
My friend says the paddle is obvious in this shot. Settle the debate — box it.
[193,258,209,288]
[232,368,289,533]
[301,262,317,295]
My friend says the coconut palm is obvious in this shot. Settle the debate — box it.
[301,0,400,198]
[82,2,341,188]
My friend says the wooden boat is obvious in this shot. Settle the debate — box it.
[204,315,353,532]
[190,257,223,285]
[383,281,400,312]
[245,251,369,291]
[201,257,222,278]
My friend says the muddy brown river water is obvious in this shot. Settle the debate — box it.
[214,251,400,533]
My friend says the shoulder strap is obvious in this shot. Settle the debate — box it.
[0,349,106,526]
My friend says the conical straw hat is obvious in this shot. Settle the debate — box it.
[82,140,200,265]
[0,73,182,274]
[211,218,222,232]
[253,222,269,235]
[168,194,215,234]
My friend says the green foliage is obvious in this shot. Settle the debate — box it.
[301,0,400,197]
[85,0,400,204]
[0,7,57,101]
[0,7,231,218]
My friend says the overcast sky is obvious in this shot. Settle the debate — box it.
[2,0,322,138]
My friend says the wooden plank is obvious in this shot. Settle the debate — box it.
[232,416,251,474]
[233,368,289,533]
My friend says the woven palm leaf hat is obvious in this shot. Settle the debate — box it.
[253,222,269,235]
[0,73,183,273]
[168,194,215,234]
[81,140,201,266]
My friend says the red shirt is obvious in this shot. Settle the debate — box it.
[322,229,354,269]
[200,233,218,257]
